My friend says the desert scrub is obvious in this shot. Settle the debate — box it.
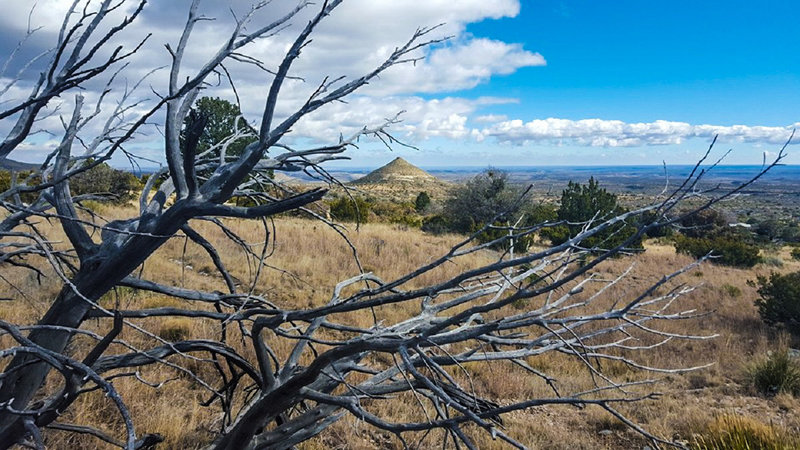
[674,234,761,268]
[328,195,371,223]
[158,318,194,341]
[762,256,784,268]
[791,247,800,261]
[721,283,742,298]
[747,350,800,396]
[754,271,800,335]
[690,414,800,450]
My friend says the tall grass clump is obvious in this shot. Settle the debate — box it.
[747,350,800,396]
[691,415,799,450]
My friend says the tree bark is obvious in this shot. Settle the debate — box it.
[0,205,191,446]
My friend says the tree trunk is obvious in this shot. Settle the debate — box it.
[0,206,190,446]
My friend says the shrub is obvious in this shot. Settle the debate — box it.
[4,163,142,205]
[329,196,371,223]
[142,296,182,309]
[395,214,423,228]
[443,169,520,234]
[78,200,107,214]
[747,350,800,396]
[754,219,783,242]
[721,284,741,298]
[791,247,800,260]
[434,169,537,250]
[690,414,800,450]
[544,177,642,251]
[473,222,534,253]
[752,218,800,244]
[414,191,431,213]
[678,208,728,239]
[674,234,761,268]
[0,169,41,203]
[421,215,450,234]
[158,318,194,342]
[640,210,673,238]
[754,272,800,334]
[780,221,800,243]
[763,256,784,268]
[522,202,558,226]
[69,161,142,203]
[369,199,421,227]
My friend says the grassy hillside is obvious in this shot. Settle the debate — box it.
[1,204,799,449]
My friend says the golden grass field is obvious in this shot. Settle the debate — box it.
[1,203,799,449]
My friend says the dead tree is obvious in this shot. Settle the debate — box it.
[0,1,789,449]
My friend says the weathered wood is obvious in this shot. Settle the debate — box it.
[0,1,791,449]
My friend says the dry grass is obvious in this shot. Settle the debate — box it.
[690,414,800,450]
[2,204,800,449]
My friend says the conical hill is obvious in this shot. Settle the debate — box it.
[352,157,436,184]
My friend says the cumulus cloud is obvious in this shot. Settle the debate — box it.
[474,114,509,123]
[0,1,537,96]
[475,118,799,147]
[292,96,491,142]
[0,0,547,163]
[368,39,545,95]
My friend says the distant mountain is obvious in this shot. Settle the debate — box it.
[352,157,438,185]
[344,157,452,202]
[271,171,304,184]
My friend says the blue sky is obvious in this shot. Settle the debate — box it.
[401,0,800,167]
[0,1,797,169]
[465,0,799,126]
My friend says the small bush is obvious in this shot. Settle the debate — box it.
[747,350,800,397]
[142,296,182,309]
[678,208,728,239]
[443,169,520,234]
[473,223,534,253]
[721,284,741,298]
[69,161,142,203]
[754,272,800,334]
[159,318,194,342]
[421,215,450,235]
[691,414,800,450]
[640,210,673,238]
[369,199,421,227]
[0,169,41,203]
[414,191,431,213]
[781,222,800,243]
[791,247,800,260]
[329,196,371,223]
[547,177,642,251]
[762,255,783,268]
[754,219,784,242]
[674,234,761,268]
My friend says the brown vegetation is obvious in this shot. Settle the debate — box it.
[2,203,798,449]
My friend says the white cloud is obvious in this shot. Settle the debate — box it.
[474,114,509,123]
[366,38,545,95]
[292,96,481,142]
[0,0,544,162]
[475,118,799,147]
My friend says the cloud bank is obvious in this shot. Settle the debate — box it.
[474,118,799,147]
